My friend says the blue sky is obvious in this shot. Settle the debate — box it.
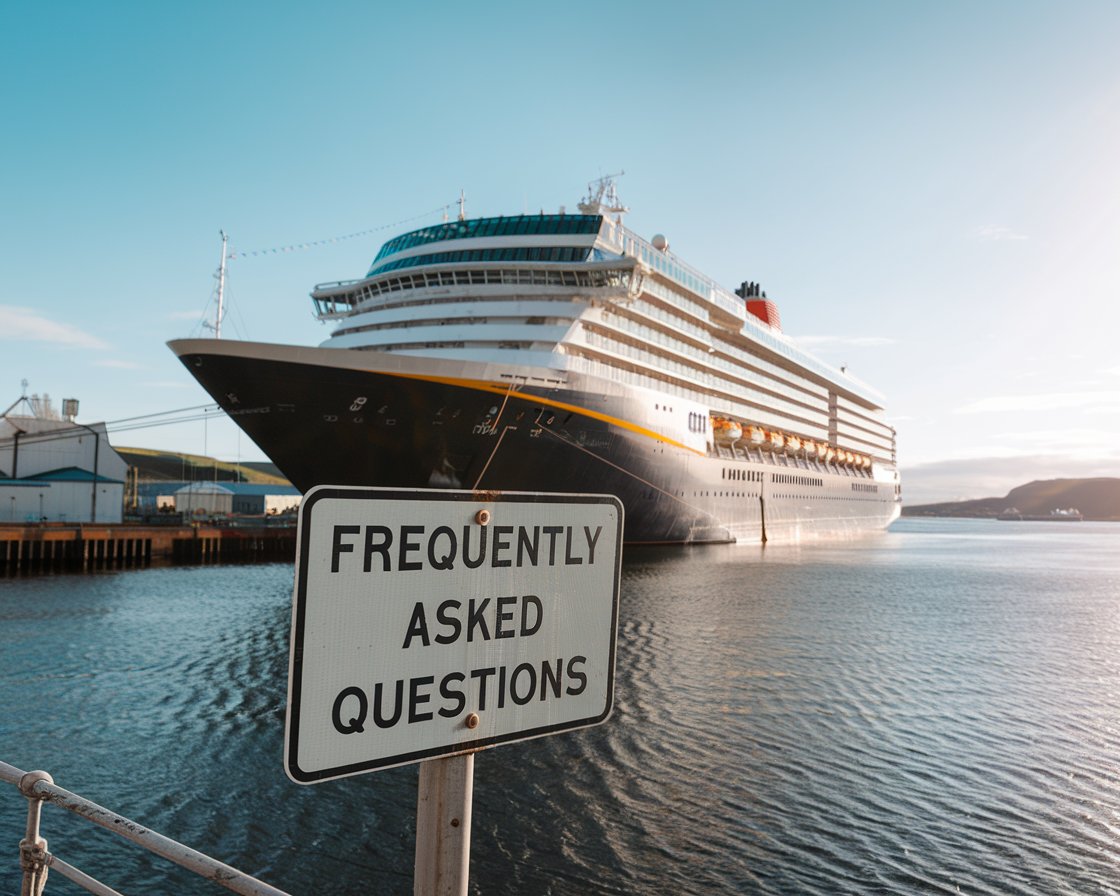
[2,1,1118,504]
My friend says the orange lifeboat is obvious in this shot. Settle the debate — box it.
[746,425,766,445]
[786,435,802,454]
[767,431,785,451]
[803,440,818,459]
[712,417,743,443]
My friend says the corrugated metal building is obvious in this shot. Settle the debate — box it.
[0,403,127,523]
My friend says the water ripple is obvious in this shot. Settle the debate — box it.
[4,523,1120,893]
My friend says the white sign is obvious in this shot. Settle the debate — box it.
[285,487,623,784]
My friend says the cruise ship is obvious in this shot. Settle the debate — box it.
[169,178,901,544]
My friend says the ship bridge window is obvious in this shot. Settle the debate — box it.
[368,246,591,276]
[371,214,603,263]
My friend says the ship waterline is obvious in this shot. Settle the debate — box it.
[170,179,900,544]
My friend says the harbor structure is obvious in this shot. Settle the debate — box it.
[0,393,126,524]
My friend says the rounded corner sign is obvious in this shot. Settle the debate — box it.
[284,487,623,784]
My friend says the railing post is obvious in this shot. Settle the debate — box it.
[19,770,54,896]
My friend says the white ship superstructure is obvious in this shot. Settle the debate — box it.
[171,179,900,543]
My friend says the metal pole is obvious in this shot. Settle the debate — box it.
[91,428,99,522]
[414,753,474,896]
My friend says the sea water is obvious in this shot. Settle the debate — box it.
[1,518,1119,894]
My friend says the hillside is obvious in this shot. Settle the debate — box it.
[117,447,291,485]
[904,478,1120,521]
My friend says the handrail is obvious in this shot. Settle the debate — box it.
[1,760,292,896]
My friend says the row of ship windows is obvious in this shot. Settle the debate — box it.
[773,474,825,487]
[315,267,632,315]
[626,238,712,304]
[569,351,831,443]
[581,329,834,439]
[630,295,832,407]
[770,494,888,502]
[356,340,535,351]
[721,471,881,492]
[368,246,590,276]
[333,315,563,338]
[623,301,894,447]
[596,313,831,426]
[676,491,888,502]
[559,351,891,464]
[373,214,602,261]
[723,468,765,482]
[638,274,884,409]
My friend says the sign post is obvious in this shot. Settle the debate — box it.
[284,487,623,893]
[414,752,474,896]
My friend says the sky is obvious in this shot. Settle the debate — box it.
[2,0,1118,505]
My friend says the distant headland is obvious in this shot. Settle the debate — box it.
[904,478,1120,521]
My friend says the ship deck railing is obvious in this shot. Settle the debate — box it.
[1,759,292,896]
[712,444,869,478]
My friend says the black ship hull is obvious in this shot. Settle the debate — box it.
[170,339,900,544]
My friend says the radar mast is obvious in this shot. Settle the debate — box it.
[578,172,628,222]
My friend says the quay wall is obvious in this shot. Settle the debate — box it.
[0,522,296,574]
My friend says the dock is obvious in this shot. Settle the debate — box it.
[0,521,296,574]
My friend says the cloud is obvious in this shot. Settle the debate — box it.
[974,225,1028,241]
[0,305,109,349]
[955,391,1120,414]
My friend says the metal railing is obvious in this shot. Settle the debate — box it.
[1,760,291,896]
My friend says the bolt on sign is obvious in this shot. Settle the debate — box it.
[285,487,623,783]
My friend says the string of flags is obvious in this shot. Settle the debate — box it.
[228,201,457,260]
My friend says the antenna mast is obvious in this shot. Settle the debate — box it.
[215,230,228,339]
[577,171,628,222]
[206,230,229,339]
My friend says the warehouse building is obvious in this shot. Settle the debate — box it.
[0,394,127,523]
